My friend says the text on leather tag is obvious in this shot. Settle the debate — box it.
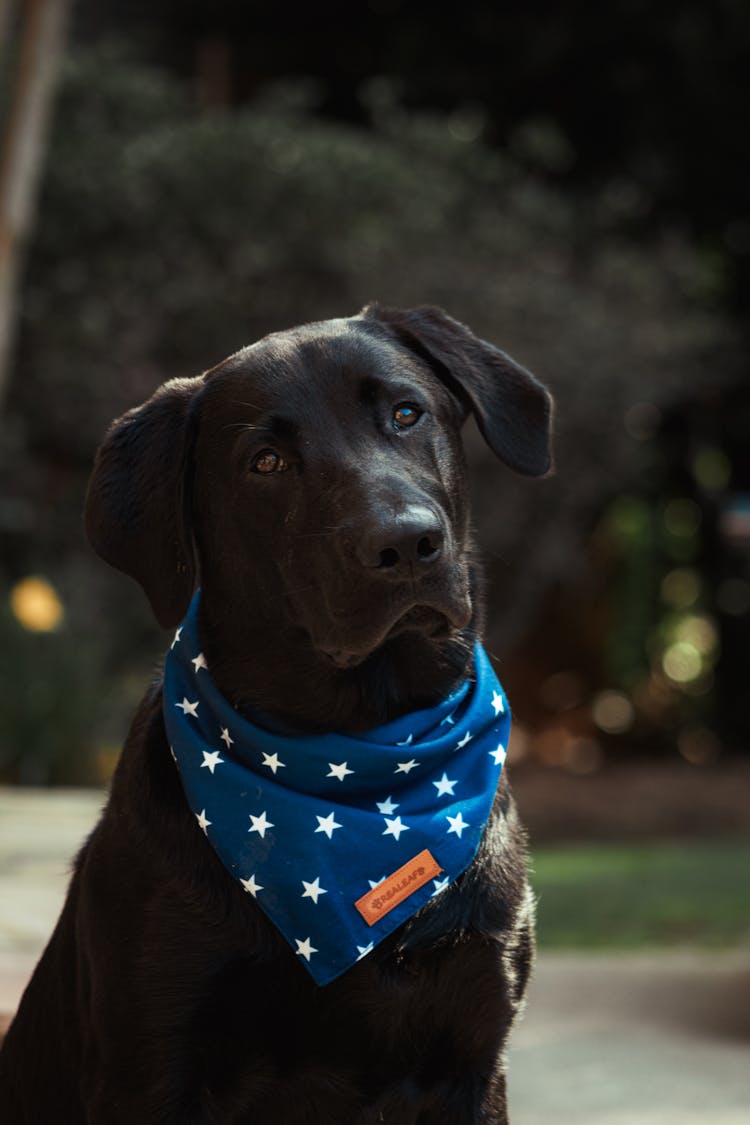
[354,849,443,926]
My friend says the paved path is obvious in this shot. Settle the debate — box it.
[508,952,750,1125]
[0,786,105,1027]
[1,787,749,1122]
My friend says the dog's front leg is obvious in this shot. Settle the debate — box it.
[355,1071,508,1125]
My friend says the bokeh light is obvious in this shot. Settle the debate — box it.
[673,614,718,655]
[663,498,701,538]
[591,690,635,734]
[662,642,702,684]
[660,567,701,609]
[677,727,722,766]
[692,445,731,492]
[10,577,64,633]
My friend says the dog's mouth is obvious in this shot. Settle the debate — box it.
[319,601,470,669]
[386,604,451,641]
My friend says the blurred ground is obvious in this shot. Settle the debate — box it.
[0,786,104,1034]
[512,759,750,842]
[0,784,748,1123]
[509,951,750,1125]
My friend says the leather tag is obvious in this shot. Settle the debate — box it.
[354,849,443,927]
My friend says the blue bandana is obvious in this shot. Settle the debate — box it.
[163,593,511,985]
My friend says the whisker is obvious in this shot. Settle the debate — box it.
[268,582,322,603]
[288,527,349,539]
[229,399,263,412]
[221,401,266,432]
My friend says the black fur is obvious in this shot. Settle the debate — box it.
[0,304,551,1123]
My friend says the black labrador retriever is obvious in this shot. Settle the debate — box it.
[0,304,552,1123]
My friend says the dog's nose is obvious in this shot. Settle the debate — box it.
[356,506,445,573]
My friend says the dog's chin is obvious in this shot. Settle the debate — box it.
[317,599,472,670]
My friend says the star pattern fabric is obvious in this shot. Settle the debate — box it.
[164,592,511,986]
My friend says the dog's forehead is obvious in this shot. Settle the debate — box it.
[202,318,428,416]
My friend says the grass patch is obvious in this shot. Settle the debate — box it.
[531,838,750,950]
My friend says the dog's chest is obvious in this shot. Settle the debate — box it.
[190,933,510,1112]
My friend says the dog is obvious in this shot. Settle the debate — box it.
[0,303,552,1123]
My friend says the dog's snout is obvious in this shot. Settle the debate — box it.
[357,506,445,573]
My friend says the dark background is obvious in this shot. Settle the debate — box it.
[1,0,749,789]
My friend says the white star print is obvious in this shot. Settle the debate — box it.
[446,811,470,838]
[315,812,342,839]
[196,809,211,834]
[432,772,457,797]
[356,942,374,960]
[261,751,286,774]
[432,876,450,897]
[220,727,234,748]
[455,730,473,750]
[395,759,419,774]
[383,815,409,841]
[248,811,274,838]
[301,877,327,904]
[175,697,199,717]
[240,874,263,896]
[441,710,456,726]
[191,652,208,672]
[376,795,399,815]
[295,936,318,961]
[171,626,183,649]
[396,733,413,746]
[200,749,224,774]
[491,689,505,716]
[327,761,354,781]
[489,743,507,766]
[368,876,386,889]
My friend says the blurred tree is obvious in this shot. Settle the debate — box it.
[0,0,71,407]
[72,0,750,319]
[0,50,741,780]
[0,3,15,53]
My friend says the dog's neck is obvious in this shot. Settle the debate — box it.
[194,591,481,734]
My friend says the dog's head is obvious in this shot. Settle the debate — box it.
[85,304,552,726]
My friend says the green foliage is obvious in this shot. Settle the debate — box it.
[0,602,110,784]
[603,497,661,692]
[17,46,733,458]
[533,840,750,949]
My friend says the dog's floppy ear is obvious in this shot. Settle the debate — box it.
[362,303,553,476]
[84,377,202,628]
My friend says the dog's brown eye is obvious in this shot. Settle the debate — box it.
[392,403,421,430]
[252,449,287,475]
